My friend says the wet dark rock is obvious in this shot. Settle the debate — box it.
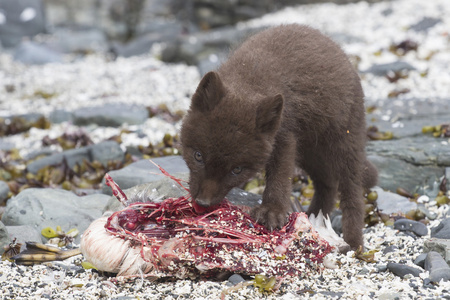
[425,251,450,283]
[72,104,149,127]
[410,17,442,32]
[27,141,124,174]
[383,245,398,254]
[0,0,46,48]
[424,238,450,265]
[414,253,427,268]
[394,219,428,237]
[1,188,110,243]
[363,61,416,76]
[13,41,64,65]
[331,211,343,235]
[0,180,10,205]
[373,187,417,215]
[387,262,422,278]
[431,218,450,239]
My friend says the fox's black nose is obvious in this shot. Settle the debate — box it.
[195,198,211,207]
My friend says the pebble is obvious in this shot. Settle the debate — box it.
[228,274,246,285]
[413,253,427,268]
[386,262,422,278]
[425,251,450,283]
[394,219,428,237]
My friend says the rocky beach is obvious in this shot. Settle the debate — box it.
[1,0,450,299]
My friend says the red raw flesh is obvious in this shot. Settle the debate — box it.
[103,172,333,279]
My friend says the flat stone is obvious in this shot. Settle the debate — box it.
[431,218,450,239]
[102,156,189,195]
[387,262,422,278]
[1,188,110,243]
[394,219,428,236]
[373,187,417,215]
[424,238,450,265]
[228,274,245,285]
[363,61,416,76]
[383,245,398,254]
[410,17,442,32]
[425,251,450,282]
[72,104,148,127]
[27,141,124,174]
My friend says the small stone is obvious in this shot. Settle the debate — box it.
[425,251,450,283]
[414,253,427,268]
[410,17,442,32]
[394,219,428,236]
[375,264,388,273]
[228,274,245,285]
[417,204,437,220]
[387,262,422,278]
[431,218,450,239]
[383,245,398,254]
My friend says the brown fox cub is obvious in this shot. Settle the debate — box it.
[180,24,377,250]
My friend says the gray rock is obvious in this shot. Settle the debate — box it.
[49,109,74,124]
[363,61,416,76]
[431,218,450,239]
[72,104,148,127]
[410,17,442,32]
[383,245,398,254]
[50,28,109,54]
[27,141,124,174]
[13,41,64,65]
[102,156,189,195]
[104,169,261,213]
[387,262,422,278]
[5,225,42,252]
[1,188,110,243]
[394,219,428,237]
[0,221,8,255]
[228,274,245,285]
[0,180,10,205]
[0,0,46,48]
[417,204,438,220]
[373,187,417,215]
[425,251,450,282]
[331,212,343,235]
[104,175,190,212]
[414,253,427,268]
[424,238,450,265]
[91,140,125,167]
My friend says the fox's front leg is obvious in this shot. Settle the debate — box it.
[251,133,296,230]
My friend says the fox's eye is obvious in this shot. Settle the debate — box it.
[194,151,203,162]
[232,166,242,175]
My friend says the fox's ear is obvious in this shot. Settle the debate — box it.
[256,94,284,134]
[191,71,225,112]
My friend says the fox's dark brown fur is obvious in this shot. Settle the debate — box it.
[180,24,378,250]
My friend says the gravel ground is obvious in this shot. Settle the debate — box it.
[1,0,450,299]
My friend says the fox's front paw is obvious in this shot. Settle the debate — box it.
[251,204,289,230]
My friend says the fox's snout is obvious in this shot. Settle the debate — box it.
[191,178,225,207]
